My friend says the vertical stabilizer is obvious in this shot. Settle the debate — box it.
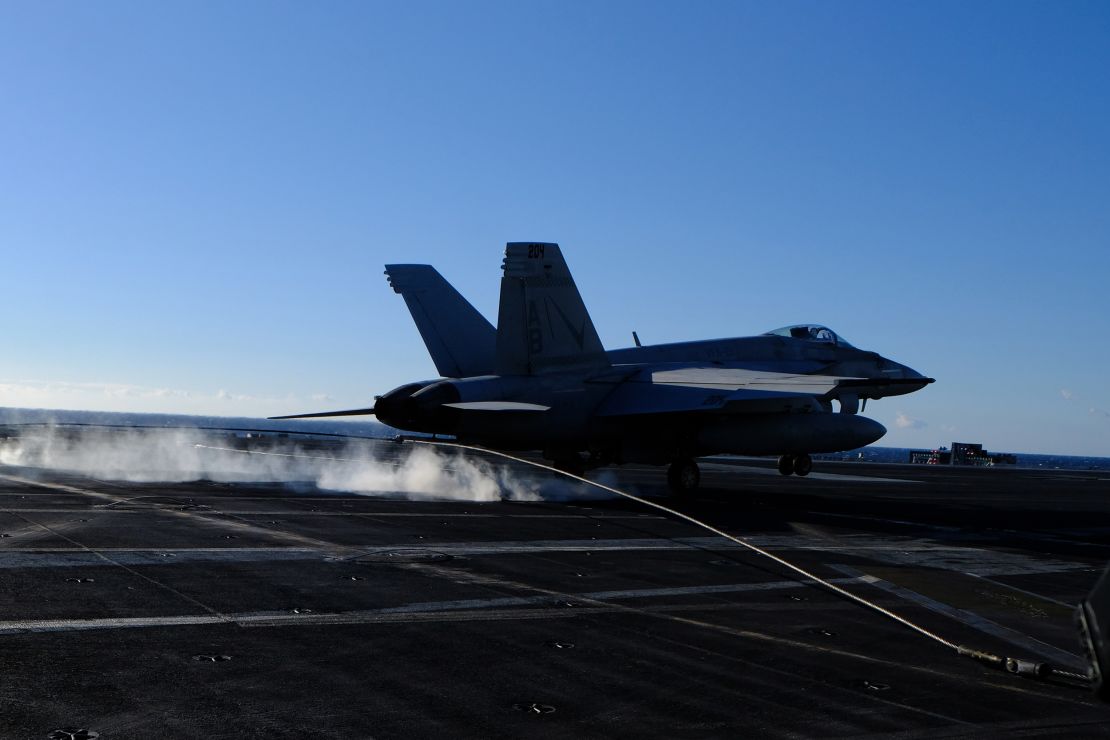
[494,243,610,375]
[385,264,495,378]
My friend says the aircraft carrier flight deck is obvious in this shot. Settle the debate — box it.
[1,435,1108,739]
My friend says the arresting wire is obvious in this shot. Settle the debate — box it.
[191,435,1091,689]
[406,438,1092,689]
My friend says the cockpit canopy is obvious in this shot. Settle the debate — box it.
[763,324,854,347]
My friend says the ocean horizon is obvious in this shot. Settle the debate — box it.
[1,406,1107,472]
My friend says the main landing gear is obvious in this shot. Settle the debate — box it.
[667,458,701,495]
[777,453,813,477]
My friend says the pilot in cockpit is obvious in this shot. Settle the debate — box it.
[773,325,850,346]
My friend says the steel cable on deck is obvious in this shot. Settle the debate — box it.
[190,434,1091,690]
[406,439,1092,690]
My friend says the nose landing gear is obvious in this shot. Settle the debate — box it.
[667,458,701,495]
[777,453,813,477]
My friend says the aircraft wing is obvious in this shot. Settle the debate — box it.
[649,367,848,395]
[593,366,858,417]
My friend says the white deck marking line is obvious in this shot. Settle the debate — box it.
[1,509,660,519]
[374,576,871,614]
[832,565,1085,670]
[0,474,364,626]
[0,473,359,556]
[0,576,870,634]
[0,534,1091,577]
[0,614,228,633]
[699,463,922,484]
[0,536,1027,553]
[0,474,125,502]
[815,511,963,532]
[0,603,804,634]
[1,506,238,628]
[2,547,320,552]
[964,572,1077,609]
[0,549,324,569]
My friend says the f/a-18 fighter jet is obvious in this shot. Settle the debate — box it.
[273,243,932,493]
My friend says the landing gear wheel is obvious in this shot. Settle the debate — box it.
[793,453,813,477]
[667,459,701,495]
[778,455,795,476]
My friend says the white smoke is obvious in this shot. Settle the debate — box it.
[0,427,608,502]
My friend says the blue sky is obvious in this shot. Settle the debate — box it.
[1,1,1107,455]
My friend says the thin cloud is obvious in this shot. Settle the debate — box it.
[895,412,927,430]
[0,379,303,417]
[1060,389,1110,419]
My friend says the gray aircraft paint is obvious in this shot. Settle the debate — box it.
[385,254,924,400]
[277,243,932,471]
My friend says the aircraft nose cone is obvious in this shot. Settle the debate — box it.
[885,358,923,380]
[903,367,935,392]
[881,359,935,393]
[903,366,933,383]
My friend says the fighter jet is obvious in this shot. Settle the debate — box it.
[273,243,932,492]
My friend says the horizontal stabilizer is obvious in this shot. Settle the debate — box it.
[443,401,550,412]
[268,406,376,420]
